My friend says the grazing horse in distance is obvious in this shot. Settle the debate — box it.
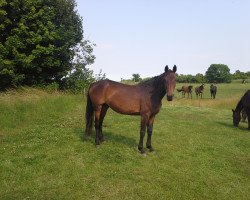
[177,85,193,98]
[210,84,217,99]
[232,90,250,130]
[85,65,177,154]
[195,84,204,99]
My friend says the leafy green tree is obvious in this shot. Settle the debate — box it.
[132,73,142,82]
[61,40,97,93]
[205,64,232,83]
[0,0,91,90]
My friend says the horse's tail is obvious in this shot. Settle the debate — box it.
[177,89,182,92]
[85,91,94,136]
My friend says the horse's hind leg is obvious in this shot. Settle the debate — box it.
[94,106,102,146]
[99,104,109,142]
[146,116,155,152]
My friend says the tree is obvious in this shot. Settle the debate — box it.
[0,0,92,90]
[205,64,232,83]
[61,39,97,93]
[195,73,206,83]
[132,73,142,82]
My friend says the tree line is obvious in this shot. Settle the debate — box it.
[177,64,249,83]
[127,64,249,84]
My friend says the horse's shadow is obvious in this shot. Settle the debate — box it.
[216,121,249,131]
[103,131,137,148]
[75,128,137,148]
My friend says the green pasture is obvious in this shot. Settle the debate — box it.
[0,83,249,199]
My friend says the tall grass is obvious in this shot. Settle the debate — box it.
[0,84,249,199]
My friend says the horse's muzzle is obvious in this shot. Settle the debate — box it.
[167,95,173,101]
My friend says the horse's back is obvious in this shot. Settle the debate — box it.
[195,85,204,92]
[181,85,191,92]
[242,90,250,107]
[88,80,142,114]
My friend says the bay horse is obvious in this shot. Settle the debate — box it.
[195,84,204,99]
[177,85,193,98]
[210,84,217,99]
[232,90,250,130]
[85,65,177,154]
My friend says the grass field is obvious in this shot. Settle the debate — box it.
[0,83,250,199]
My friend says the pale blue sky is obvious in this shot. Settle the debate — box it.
[77,0,250,81]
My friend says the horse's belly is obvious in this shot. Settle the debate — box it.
[107,98,140,115]
[108,101,140,115]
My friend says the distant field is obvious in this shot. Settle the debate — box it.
[0,83,249,199]
[175,82,250,109]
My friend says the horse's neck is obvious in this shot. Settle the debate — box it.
[139,77,166,101]
[151,80,166,101]
[235,100,244,112]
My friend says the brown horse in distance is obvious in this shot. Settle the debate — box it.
[85,65,177,154]
[177,85,193,98]
[232,90,250,130]
[195,84,204,99]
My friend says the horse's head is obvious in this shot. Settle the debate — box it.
[164,65,177,101]
[232,109,241,127]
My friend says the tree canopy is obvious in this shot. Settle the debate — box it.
[132,73,142,82]
[205,64,232,83]
[0,0,94,90]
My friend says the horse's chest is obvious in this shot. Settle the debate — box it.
[150,101,162,115]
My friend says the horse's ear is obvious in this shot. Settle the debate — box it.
[173,65,177,73]
[165,65,169,72]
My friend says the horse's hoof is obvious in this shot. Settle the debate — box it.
[139,149,146,156]
[141,152,147,157]
[99,138,105,143]
[96,145,101,149]
[147,146,155,152]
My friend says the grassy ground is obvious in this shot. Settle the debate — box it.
[0,83,249,199]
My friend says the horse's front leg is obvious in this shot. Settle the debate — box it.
[138,116,147,155]
[146,116,155,152]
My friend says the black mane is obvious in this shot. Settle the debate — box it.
[138,73,165,88]
[235,90,250,112]
[137,73,168,100]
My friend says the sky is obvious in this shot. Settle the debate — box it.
[77,0,250,81]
